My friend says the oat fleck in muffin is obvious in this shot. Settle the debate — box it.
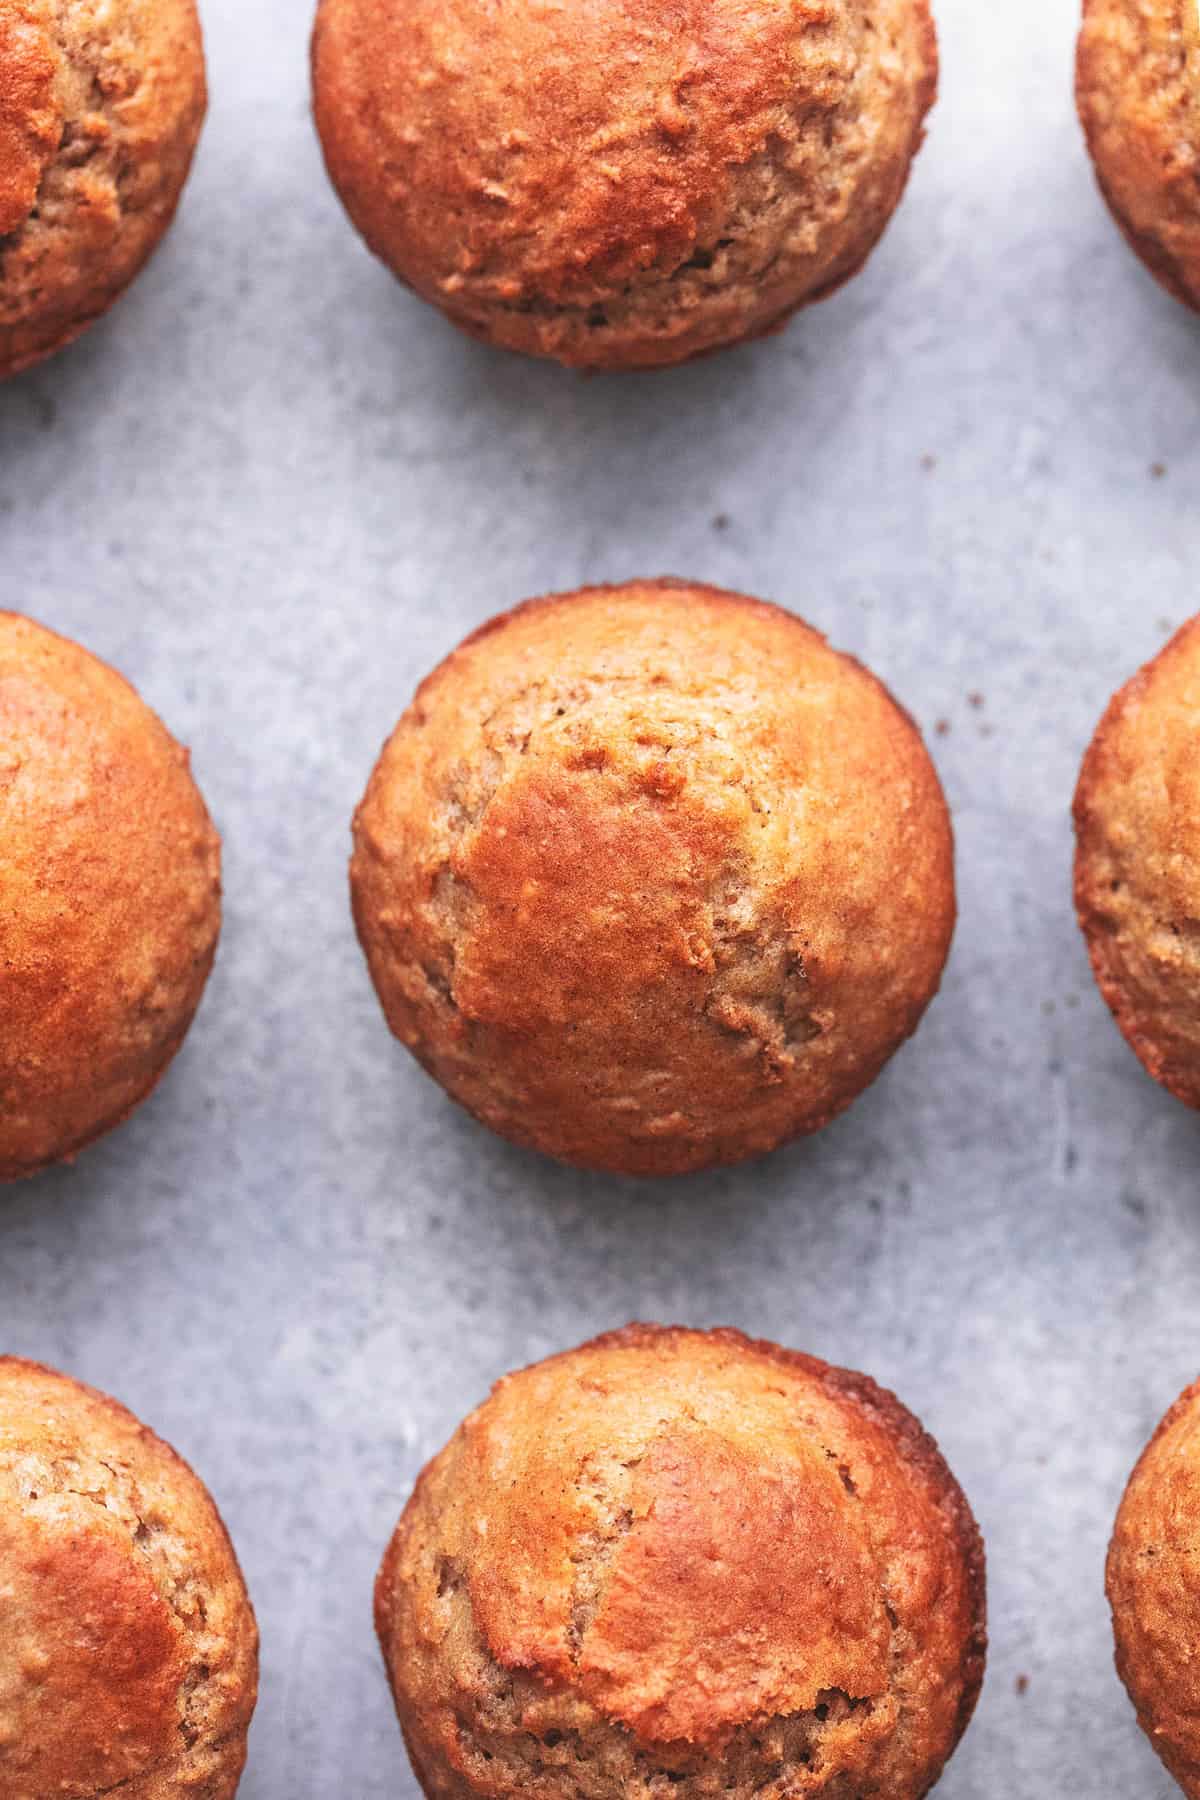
[0,612,221,1181]
[1075,614,1200,1109]
[1109,1377,1200,1796]
[0,1357,258,1798]
[351,580,955,1177]
[376,1325,987,1799]
[1077,0,1200,310]
[311,0,938,370]
[0,0,206,378]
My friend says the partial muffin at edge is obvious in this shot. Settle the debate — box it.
[0,611,221,1181]
[376,1323,987,1799]
[1075,613,1200,1109]
[1109,1377,1200,1798]
[1077,0,1200,309]
[0,0,206,378]
[0,1356,258,1799]
[311,0,937,370]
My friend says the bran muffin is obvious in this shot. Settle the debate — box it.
[376,1324,987,1800]
[0,1357,258,1799]
[1077,0,1200,311]
[351,580,955,1177]
[1074,615,1200,1110]
[0,612,221,1181]
[1108,1378,1200,1796]
[311,0,938,371]
[0,0,206,380]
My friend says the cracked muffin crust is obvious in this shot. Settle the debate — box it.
[351,580,955,1177]
[1077,0,1200,310]
[1074,615,1200,1110]
[311,0,938,370]
[0,0,206,379]
[0,612,221,1181]
[1108,1378,1200,1797]
[0,1357,258,1799]
[376,1324,987,1800]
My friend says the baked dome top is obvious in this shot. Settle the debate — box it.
[377,1325,986,1798]
[0,1357,257,1799]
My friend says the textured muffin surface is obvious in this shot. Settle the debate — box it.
[351,581,954,1176]
[1077,0,1200,309]
[312,0,937,370]
[1075,614,1200,1110]
[0,0,206,378]
[1109,1378,1200,1797]
[0,612,221,1181]
[376,1324,986,1799]
[0,1357,258,1799]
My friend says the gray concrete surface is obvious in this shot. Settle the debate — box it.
[2,0,1199,1792]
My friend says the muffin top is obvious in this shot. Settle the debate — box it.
[377,1325,986,1799]
[1109,1377,1200,1798]
[0,0,206,377]
[0,3,61,241]
[313,0,936,368]
[0,612,220,1180]
[1075,614,1200,1109]
[1077,0,1200,307]
[352,581,954,1175]
[0,1357,257,1800]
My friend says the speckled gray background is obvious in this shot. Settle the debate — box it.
[2,0,1198,1792]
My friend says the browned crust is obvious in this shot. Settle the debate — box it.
[1076,0,1200,312]
[580,1322,989,1766]
[460,583,941,788]
[774,1351,987,1765]
[0,1355,258,1798]
[0,1018,202,1183]
[0,1,60,240]
[0,0,207,381]
[351,578,955,1177]
[376,1323,986,1800]
[0,610,221,1181]
[1108,1377,1200,1797]
[1073,614,1200,1111]
[451,578,931,732]
[312,0,938,372]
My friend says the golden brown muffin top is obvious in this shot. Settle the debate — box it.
[0,0,206,378]
[1109,1378,1200,1798]
[1078,0,1200,308]
[0,612,221,1181]
[377,1326,986,1799]
[1075,614,1200,1110]
[0,2,61,240]
[352,581,954,1176]
[0,1357,257,1800]
[313,0,936,368]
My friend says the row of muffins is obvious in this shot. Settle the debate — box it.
[2,585,1198,1185]
[1,0,1198,380]
[4,1327,1200,1798]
